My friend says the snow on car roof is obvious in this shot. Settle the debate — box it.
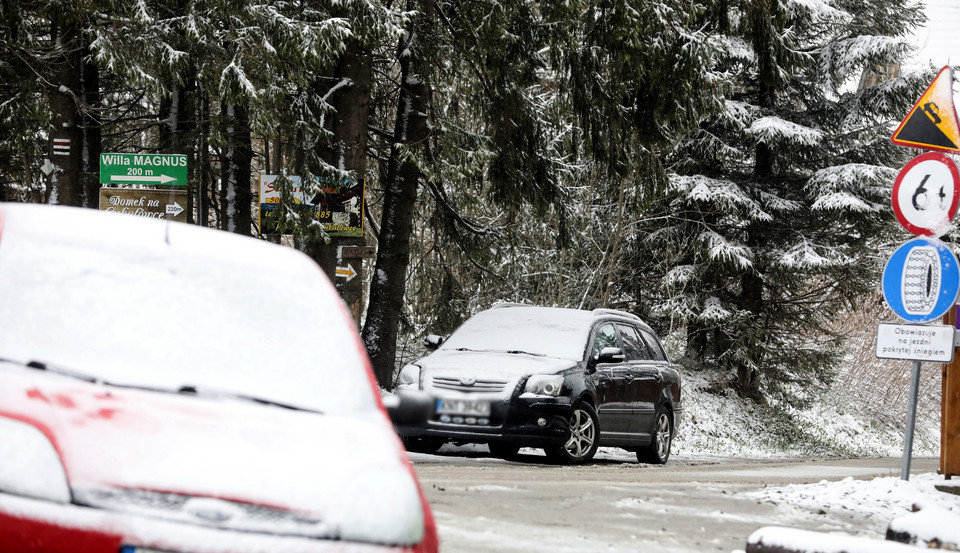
[0,203,376,415]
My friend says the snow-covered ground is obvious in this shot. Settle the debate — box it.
[661,354,954,551]
[671,369,940,460]
[749,472,959,522]
[741,474,960,552]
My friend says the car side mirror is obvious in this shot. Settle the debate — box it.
[597,347,626,364]
[383,390,434,427]
[424,334,445,351]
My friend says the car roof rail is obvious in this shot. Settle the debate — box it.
[591,308,644,323]
[491,302,528,309]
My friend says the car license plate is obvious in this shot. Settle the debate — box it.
[436,398,490,416]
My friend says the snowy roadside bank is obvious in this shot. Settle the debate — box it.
[672,369,941,460]
[741,474,960,553]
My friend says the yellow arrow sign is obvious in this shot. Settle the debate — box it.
[336,264,358,282]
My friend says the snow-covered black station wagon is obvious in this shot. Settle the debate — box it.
[393,304,682,464]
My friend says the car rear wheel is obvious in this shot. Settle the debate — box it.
[488,442,520,460]
[402,436,446,454]
[637,408,672,464]
[544,402,599,465]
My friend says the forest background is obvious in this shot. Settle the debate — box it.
[0,0,950,446]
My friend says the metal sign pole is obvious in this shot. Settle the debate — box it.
[901,360,923,480]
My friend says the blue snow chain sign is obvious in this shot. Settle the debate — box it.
[882,237,960,323]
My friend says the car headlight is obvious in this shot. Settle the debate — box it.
[0,416,70,503]
[395,364,421,390]
[523,374,564,397]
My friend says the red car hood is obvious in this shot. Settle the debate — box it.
[0,365,425,546]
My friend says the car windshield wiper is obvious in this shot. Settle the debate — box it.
[452,348,547,357]
[505,350,546,357]
[24,359,100,383]
[176,385,323,414]
[19,361,321,414]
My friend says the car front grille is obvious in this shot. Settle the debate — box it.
[431,376,509,393]
[73,487,333,538]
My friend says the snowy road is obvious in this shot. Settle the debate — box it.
[409,448,940,553]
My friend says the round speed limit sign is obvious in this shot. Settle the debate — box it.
[892,152,960,237]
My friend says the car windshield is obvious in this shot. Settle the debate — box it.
[0,215,376,416]
[439,306,593,362]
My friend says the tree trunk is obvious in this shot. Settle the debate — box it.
[220,102,252,235]
[736,268,765,400]
[80,43,100,209]
[47,12,82,206]
[270,136,282,176]
[734,0,776,401]
[314,39,373,324]
[319,40,372,175]
[159,78,197,222]
[361,2,433,387]
[197,85,212,227]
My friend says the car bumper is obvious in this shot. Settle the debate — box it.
[0,492,428,553]
[396,395,574,448]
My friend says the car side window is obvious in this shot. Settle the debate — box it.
[616,324,651,361]
[592,324,621,360]
[639,329,667,361]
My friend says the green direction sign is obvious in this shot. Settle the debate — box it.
[100,153,188,186]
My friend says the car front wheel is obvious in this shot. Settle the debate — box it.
[545,402,599,465]
[637,408,672,464]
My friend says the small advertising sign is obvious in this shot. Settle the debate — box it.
[258,175,364,237]
[99,188,188,223]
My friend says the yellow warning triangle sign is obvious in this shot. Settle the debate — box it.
[892,66,960,154]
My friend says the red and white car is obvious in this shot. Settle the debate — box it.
[0,203,437,553]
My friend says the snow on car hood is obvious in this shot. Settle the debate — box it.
[417,350,578,383]
[0,365,424,546]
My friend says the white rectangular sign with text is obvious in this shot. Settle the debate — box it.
[876,323,956,363]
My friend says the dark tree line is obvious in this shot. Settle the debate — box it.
[0,0,931,403]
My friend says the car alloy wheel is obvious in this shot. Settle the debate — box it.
[638,409,672,465]
[545,402,599,465]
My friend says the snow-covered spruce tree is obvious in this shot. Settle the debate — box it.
[628,0,930,403]
[0,1,103,206]
[92,0,354,233]
[394,0,581,342]
[391,0,724,349]
[0,1,49,202]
